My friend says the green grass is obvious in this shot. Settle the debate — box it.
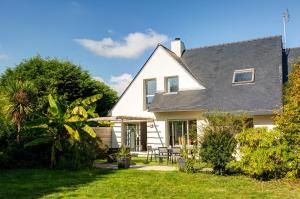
[0,168,299,198]
[95,157,211,168]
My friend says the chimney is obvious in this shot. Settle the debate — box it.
[171,38,185,57]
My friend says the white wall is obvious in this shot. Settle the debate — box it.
[110,45,204,118]
[110,45,277,149]
[112,120,165,148]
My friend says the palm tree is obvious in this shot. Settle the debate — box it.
[26,94,102,168]
[1,80,36,143]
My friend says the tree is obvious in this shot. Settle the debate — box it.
[0,56,118,116]
[229,128,287,180]
[25,94,101,168]
[200,112,248,174]
[0,80,37,143]
[275,60,300,178]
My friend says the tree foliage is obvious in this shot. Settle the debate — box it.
[25,94,102,168]
[200,112,248,174]
[229,128,287,180]
[0,80,37,142]
[275,60,300,178]
[0,56,118,116]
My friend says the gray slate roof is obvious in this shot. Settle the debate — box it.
[150,36,284,115]
[288,47,300,72]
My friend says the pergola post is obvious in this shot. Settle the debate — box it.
[121,122,127,145]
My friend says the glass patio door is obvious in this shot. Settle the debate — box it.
[126,124,141,151]
[169,121,187,146]
[169,120,196,146]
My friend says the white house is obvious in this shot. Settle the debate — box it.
[107,36,300,151]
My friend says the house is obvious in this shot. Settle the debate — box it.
[107,36,300,151]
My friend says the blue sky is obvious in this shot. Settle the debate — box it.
[0,0,300,94]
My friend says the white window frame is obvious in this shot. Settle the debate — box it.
[144,78,156,110]
[168,119,196,146]
[165,76,179,93]
[232,68,255,84]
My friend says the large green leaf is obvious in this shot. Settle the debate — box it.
[24,137,52,148]
[82,94,102,106]
[87,104,99,118]
[82,125,96,138]
[29,124,49,129]
[48,94,62,117]
[66,115,85,123]
[69,97,83,108]
[72,106,88,118]
[64,124,80,140]
[87,103,96,114]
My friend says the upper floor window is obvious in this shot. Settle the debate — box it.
[145,79,156,109]
[166,76,179,92]
[232,68,255,84]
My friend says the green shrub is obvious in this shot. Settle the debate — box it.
[200,131,237,174]
[0,141,50,169]
[56,137,107,170]
[199,112,247,175]
[178,143,196,173]
[275,60,300,178]
[229,128,287,180]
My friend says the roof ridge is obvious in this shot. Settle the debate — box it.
[186,35,282,51]
[158,44,206,87]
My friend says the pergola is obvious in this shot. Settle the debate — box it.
[89,116,155,146]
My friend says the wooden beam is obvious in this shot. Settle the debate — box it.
[88,116,153,123]
[121,122,126,145]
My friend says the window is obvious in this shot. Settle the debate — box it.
[166,76,179,92]
[145,79,156,109]
[232,68,255,84]
[169,120,196,146]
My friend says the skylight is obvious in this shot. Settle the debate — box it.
[232,68,255,84]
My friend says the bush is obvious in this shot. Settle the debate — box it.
[229,128,287,180]
[200,131,237,174]
[0,141,50,169]
[55,137,107,170]
[199,112,247,175]
[275,60,300,178]
[178,143,197,173]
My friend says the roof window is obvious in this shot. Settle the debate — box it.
[232,68,255,84]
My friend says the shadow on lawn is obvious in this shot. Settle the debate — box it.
[0,168,115,199]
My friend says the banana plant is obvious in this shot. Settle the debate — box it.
[25,93,102,168]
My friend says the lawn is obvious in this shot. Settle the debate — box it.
[0,168,300,199]
[95,157,211,168]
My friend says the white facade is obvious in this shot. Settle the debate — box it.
[111,45,204,118]
[110,43,276,149]
[110,45,205,148]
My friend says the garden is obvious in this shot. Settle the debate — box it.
[0,57,299,198]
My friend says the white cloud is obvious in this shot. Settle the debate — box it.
[110,73,133,95]
[92,74,133,95]
[74,30,168,59]
[0,54,9,60]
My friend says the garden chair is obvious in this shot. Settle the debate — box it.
[146,146,155,162]
[170,147,181,163]
[158,147,169,164]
